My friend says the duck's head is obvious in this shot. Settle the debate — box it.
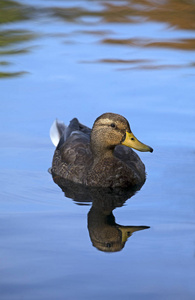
[90,113,153,156]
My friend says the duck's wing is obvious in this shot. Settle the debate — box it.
[69,118,92,136]
[52,129,92,185]
[114,145,146,181]
[50,118,93,184]
[50,118,91,148]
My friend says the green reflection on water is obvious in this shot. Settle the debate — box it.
[0,0,35,78]
[0,71,27,78]
[0,30,35,48]
[0,0,30,24]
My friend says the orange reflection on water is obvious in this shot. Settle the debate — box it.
[51,0,195,30]
[102,37,195,51]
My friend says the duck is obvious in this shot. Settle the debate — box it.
[50,113,153,188]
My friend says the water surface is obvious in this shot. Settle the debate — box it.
[0,1,195,299]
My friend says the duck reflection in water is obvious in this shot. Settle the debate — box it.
[88,196,149,252]
[51,175,149,253]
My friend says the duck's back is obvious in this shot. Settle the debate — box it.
[51,118,93,184]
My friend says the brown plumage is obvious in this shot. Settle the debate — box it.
[50,113,153,188]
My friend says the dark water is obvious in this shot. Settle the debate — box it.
[1,1,195,299]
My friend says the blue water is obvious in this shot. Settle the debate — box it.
[1,1,195,299]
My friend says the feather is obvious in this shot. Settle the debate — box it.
[50,119,66,147]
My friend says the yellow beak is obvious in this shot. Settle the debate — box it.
[122,131,153,153]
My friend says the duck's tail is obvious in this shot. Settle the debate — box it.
[50,119,67,147]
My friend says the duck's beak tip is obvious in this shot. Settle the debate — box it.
[150,147,153,153]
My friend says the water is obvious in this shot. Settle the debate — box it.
[0,0,195,299]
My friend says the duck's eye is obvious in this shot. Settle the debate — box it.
[110,123,116,128]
